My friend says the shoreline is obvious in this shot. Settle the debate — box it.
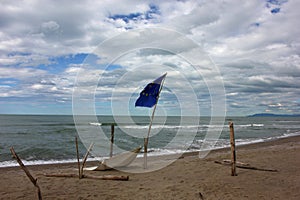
[1,135,300,199]
[1,133,299,170]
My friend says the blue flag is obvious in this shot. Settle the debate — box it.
[135,73,167,108]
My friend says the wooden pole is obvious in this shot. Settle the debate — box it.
[144,103,157,169]
[75,137,81,179]
[229,122,237,176]
[110,124,114,158]
[144,73,167,169]
[10,147,42,200]
[143,138,148,168]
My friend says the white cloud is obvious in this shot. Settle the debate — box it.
[0,67,47,79]
[0,0,299,115]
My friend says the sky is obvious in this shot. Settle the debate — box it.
[0,0,299,116]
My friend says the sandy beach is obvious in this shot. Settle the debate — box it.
[1,135,299,200]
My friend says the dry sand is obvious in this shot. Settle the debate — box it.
[1,135,300,200]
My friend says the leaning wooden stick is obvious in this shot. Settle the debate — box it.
[10,147,42,200]
[80,142,94,178]
[75,137,81,179]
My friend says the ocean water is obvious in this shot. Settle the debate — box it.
[0,115,299,167]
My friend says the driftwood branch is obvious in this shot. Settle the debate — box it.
[199,192,204,200]
[10,147,42,200]
[80,142,94,178]
[222,159,250,167]
[214,160,278,172]
[44,173,129,181]
[75,137,81,179]
[83,174,129,181]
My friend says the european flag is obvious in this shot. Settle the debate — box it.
[135,73,167,108]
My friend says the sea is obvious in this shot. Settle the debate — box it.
[1,114,300,167]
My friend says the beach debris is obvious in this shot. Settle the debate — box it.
[80,142,94,178]
[222,159,250,167]
[199,192,204,200]
[71,137,129,181]
[74,137,94,179]
[84,146,142,171]
[214,160,278,172]
[217,121,278,174]
[10,146,43,200]
[44,173,129,181]
[75,137,81,178]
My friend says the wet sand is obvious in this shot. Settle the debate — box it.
[1,135,300,199]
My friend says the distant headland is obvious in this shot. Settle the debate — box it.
[248,113,300,117]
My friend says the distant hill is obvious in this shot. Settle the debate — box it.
[248,113,300,117]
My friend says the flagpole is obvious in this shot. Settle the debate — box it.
[144,73,167,169]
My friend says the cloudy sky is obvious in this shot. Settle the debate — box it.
[0,0,299,116]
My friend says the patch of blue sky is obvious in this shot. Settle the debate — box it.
[110,13,142,23]
[108,3,160,24]
[0,99,72,114]
[38,53,88,74]
[267,0,288,5]
[251,22,260,27]
[81,54,125,71]
[83,53,99,65]
[82,53,114,70]
[0,78,19,87]
[106,64,123,71]
[265,0,286,14]
[266,0,288,7]
[271,8,280,14]
[145,4,160,20]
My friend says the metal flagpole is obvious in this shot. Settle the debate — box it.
[144,73,167,169]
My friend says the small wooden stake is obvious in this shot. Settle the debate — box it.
[229,122,237,176]
[10,147,42,200]
[75,137,81,179]
[110,124,114,158]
